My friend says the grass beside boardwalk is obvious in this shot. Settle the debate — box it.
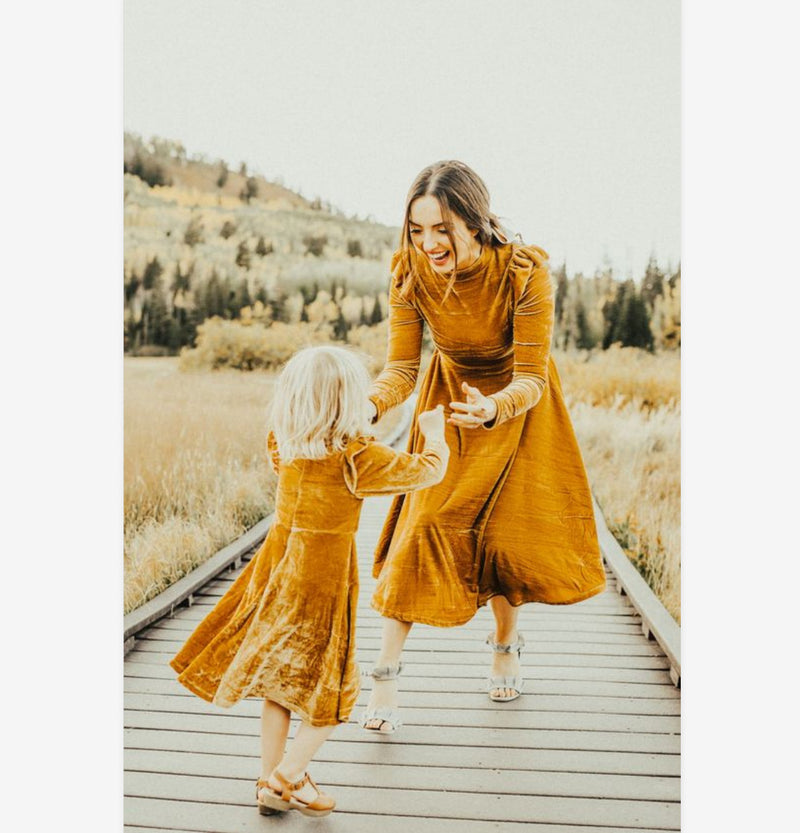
[556,347,681,623]
[124,357,403,614]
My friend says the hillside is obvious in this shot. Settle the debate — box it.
[123,133,680,357]
[124,134,400,354]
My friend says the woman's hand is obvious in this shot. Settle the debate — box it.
[367,399,378,424]
[448,382,498,429]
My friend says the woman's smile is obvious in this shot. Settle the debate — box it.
[408,194,480,274]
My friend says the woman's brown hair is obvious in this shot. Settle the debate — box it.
[397,160,515,300]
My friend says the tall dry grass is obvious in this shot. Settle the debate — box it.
[124,357,403,613]
[554,347,681,622]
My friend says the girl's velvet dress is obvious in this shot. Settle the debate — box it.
[170,434,448,726]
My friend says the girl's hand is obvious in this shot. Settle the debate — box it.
[448,382,498,429]
[417,404,446,443]
[367,399,378,424]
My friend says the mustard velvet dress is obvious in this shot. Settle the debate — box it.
[368,243,607,628]
[170,433,448,727]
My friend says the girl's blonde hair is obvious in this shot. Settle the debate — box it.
[270,345,372,461]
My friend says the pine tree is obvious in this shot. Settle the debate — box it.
[369,296,383,325]
[574,300,597,350]
[240,176,259,203]
[641,256,665,310]
[269,290,289,323]
[142,256,164,290]
[236,240,252,270]
[255,236,273,256]
[220,220,237,239]
[553,262,568,325]
[332,306,349,341]
[201,271,227,320]
[170,261,193,304]
[184,215,204,247]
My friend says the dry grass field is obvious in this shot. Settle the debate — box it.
[554,347,681,622]
[125,346,680,624]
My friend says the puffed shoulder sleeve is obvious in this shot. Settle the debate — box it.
[368,250,424,423]
[486,245,553,429]
[266,430,281,475]
[342,436,449,499]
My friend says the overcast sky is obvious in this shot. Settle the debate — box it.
[124,0,680,277]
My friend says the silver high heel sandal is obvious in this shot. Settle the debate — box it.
[359,663,404,734]
[486,633,525,702]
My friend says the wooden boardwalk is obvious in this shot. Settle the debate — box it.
[124,495,681,832]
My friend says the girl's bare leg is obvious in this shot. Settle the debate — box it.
[260,699,291,781]
[364,617,412,731]
[269,721,337,804]
[489,595,521,699]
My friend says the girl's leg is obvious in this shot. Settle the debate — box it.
[268,721,337,805]
[489,595,521,699]
[260,699,291,781]
[364,617,412,731]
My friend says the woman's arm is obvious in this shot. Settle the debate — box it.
[368,272,424,423]
[485,247,552,427]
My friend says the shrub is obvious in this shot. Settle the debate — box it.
[179,317,334,371]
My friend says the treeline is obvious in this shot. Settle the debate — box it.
[124,253,680,356]
[124,256,388,355]
[553,258,681,353]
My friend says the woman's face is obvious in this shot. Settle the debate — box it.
[408,194,480,274]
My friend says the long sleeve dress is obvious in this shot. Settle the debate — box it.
[368,243,606,628]
[170,432,449,727]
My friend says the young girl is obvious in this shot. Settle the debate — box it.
[170,345,449,817]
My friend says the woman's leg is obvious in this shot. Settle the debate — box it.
[364,617,412,731]
[489,595,521,699]
[260,699,291,781]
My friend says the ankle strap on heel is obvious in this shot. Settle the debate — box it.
[486,633,525,655]
[368,662,403,681]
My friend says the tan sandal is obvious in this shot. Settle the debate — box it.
[255,779,281,816]
[257,769,336,817]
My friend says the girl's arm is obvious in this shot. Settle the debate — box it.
[343,437,449,499]
[484,245,553,428]
[368,259,424,423]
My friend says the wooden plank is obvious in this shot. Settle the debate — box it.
[125,772,679,829]
[125,727,680,776]
[123,676,681,716]
[124,797,673,833]
[126,667,678,700]
[124,692,681,735]
[124,710,680,754]
[133,631,669,658]
[125,659,676,686]
[592,495,681,686]
[128,644,671,672]
[146,615,651,636]
[125,748,680,801]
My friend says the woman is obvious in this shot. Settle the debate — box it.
[359,160,607,733]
